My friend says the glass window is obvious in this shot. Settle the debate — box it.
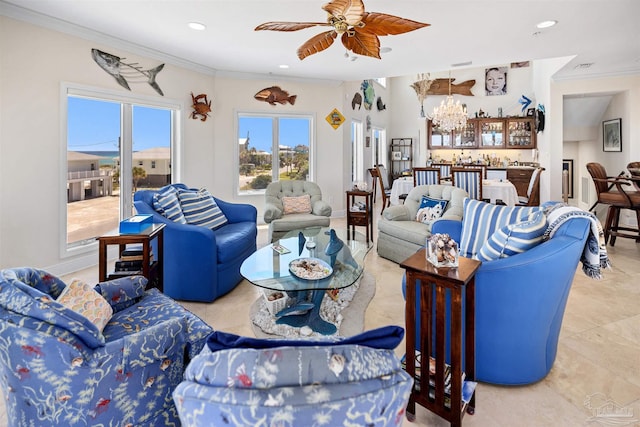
[65,89,176,253]
[237,113,313,195]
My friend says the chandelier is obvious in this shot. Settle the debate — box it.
[431,72,468,132]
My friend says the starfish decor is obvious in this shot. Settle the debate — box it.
[255,0,429,60]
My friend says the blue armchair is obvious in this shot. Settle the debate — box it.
[403,205,592,385]
[134,183,257,302]
[0,267,213,427]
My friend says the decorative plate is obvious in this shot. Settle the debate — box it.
[289,258,333,280]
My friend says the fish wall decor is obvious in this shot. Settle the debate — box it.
[254,86,297,106]
[426,78,475,96]
[360,80,375,110]
[91,49,165,96]
[351,93,362,110]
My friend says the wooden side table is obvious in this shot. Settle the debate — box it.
[346,190,373,243]
[400,251,481,427]
[97,223,165,292]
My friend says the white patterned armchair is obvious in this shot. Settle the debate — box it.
[0,268,213,427]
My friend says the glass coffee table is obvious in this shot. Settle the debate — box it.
[241,227,372,335]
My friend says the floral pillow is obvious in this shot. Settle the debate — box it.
[282,194,312,214]
[57,279,113,333]
[416,196,448,224]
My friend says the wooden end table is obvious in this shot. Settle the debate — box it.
[97,223,165,292]
[346,189,373,243]
[400,250,481,427]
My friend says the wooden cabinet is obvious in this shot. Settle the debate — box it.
[477,118,505,149]
[390,138,413,179]
[506,117,536,148]
[428,117,536,150]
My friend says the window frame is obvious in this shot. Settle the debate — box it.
[60,82,183,259]
[235,110,315,196]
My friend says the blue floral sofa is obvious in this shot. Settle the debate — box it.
[134,183,257,302]
[173,326,413,427]
[0,267,213,427]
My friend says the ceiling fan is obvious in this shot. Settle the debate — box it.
[255,0,429,60]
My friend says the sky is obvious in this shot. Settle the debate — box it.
[67,96,171,152]
[68,97,310,155]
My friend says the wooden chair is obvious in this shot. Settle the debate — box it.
[375,164,392,214]
[586,162,640,246]
[368,167,379,202]
[516,167,543,206]
[461,164,487,179]
[432,163,452,183]
[413,167,441,186]
[627,161,640,191]
[451,167,483,200]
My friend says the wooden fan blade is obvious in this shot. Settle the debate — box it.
[342,31,380,59]
[322,0,366,26]
[359,12,429,35]
[255,21,330,32]
[297,30,338,60]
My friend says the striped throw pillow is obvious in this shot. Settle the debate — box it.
[152,185,186,223]
[459,198,542,259]
[177,188,228,230]
[477,210,547,261]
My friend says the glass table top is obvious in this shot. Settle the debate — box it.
[240,227,372,293]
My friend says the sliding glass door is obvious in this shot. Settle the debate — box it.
[65,88,176,253]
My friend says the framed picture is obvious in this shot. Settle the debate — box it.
[391,151,402,161]
[562,159,574,199]
[526,108,535,117]
[366,136,370,148]
[603,118,622,152]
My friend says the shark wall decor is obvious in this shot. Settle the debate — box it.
[91,49,165,96]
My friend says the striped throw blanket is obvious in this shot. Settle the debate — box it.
[542,202,612,279]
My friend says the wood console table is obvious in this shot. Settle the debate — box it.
[97,223,164,292]
[400,251,481,426]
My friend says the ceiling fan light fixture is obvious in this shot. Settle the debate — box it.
[188,22,206,31]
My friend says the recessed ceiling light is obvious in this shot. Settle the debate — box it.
[188,22,206,31]
[279,64,289,69]
[536,20,557,29]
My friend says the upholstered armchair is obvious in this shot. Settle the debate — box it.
[0,268,213,427]
[134,183,257,302]
[403,200,593,385]
[173,326,413,427]
[377,184,468,263]
[263,180,332,242]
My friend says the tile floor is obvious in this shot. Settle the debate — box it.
[1,202,639,426]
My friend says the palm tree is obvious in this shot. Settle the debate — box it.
[132,166,147,192]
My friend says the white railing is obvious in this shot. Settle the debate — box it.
[67,170,112,180]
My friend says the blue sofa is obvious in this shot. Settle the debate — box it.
[134,184,257,302]
[0,268,213,427]
[403,204,592,385]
